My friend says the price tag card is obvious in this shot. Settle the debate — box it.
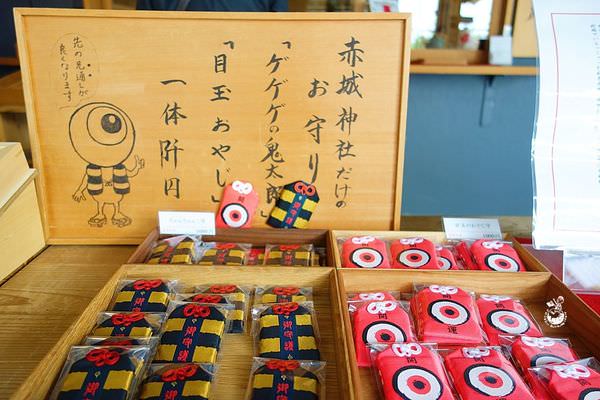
[443,217,502,240]
[158,211,216,236]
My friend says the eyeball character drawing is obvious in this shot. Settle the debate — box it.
[70,102,144,228]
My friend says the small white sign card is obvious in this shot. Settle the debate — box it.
[158,211,216,236]
[443,217,503,240]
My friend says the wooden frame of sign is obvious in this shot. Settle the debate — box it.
[15,8,411,244]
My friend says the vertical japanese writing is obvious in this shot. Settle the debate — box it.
[210,41,235,203]
[160,79,187,198]
[260,41,291,214]
[55,34,97,104]
[334,37,364,208]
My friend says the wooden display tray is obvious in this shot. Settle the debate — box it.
[12,265,347,400]
[15,8,411,244]
[127,227,335,265]
[335,269,600,400]
[330,230,548,272]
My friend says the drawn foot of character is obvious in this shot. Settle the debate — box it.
[112,213,132,228]
[88,214,107,227]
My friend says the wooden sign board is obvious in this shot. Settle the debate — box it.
[15,9,410,244]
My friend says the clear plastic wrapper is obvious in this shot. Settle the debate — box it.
[194,284,250,333]
[264,244,314,267]
[197,242,250,266]
[255,286,313,304]
[246,247,266,266]
[443,346,534,400]
[476,294,543,345]
[313,246,326,267]
[502,335,578,400]
[82,336,159,349]
[146,235,201,265]
[245,357,326,400]
[252,301,320,361]
[339,236,391,269]
[369,343,456,400]
[390,237,440,270]
[459,239,526,272]
[138,363,216,400]
[349,300,416,367]
[109,279,178,313]
[411,284,487,345]
[347,291,400,303]
[50,345,151,400]
[530,357,600,400]
[154,301,231,363]
[92,312,166,338]
[436,245,460,270]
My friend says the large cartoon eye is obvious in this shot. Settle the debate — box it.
[484,254,520,272]
[580,388,600,400]
[362,321,406,344]
[487,310,530,334]
[351,248,383,268]
[398,249,430,268]
[428,300,470,326]
[393,366,443,400]
[221,203,248,228]
[87,105,128,145]
[530,354,567,368]
[465,364,515,397]
[438,256,452,270]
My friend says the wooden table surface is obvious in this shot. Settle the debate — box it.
[0,245,134,399]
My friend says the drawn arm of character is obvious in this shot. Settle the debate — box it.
[127,155,145,178]
[72,173,88,202]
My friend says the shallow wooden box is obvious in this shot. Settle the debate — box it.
[335,269,600,400]
[330,230,548,272]
[13,265,348,400]
[0,142,45,283]
[128,227,335,266]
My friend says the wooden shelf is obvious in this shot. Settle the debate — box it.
[410,64,538,76]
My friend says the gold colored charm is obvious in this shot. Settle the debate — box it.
[544,296,567,328]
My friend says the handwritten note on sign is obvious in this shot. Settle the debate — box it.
[17,10,409,243]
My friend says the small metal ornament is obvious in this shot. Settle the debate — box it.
[544,296,567,328]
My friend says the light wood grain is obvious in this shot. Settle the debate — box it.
[11,265,345,400]
[336,269,600,400]
[15,9,410,243]
[0,245,134,399]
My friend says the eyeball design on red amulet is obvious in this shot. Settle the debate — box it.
[215,180,259,229]
[374,343,456,400]
[470,240,525,272]
[428,300,471,326]
[390,238,439,269]
[352,301,415,367]
[341,236,391,268]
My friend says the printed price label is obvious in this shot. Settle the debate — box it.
[443,217,502,240]
[158,211,216,235]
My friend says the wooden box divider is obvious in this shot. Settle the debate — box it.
[12,265,348,400]
[335,268,600,400]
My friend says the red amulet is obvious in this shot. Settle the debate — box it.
[352,300,415,367]
[411,285,485,345]
[216,180,259,229]
[390,237,439,269]
[444,347,534,400]
[374,343,455,400]
[341,236,391,269]
[476,295,542,345]
[470,240,525,272]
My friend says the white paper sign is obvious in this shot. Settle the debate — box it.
[158,211,215,236]
[532,0,600,251]
[443,217,502,240]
